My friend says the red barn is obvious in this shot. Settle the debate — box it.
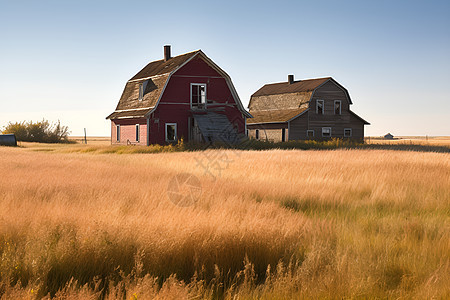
[106,46,251,145]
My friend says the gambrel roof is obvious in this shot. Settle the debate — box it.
[252,77,331,97]
[107,50,251,120]
[247,108,308,124]
[247,76,366,125]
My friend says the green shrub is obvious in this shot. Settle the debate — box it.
[2,119,71,143]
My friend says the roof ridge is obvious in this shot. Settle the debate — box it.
[263,76,332,86]
[129,50,201,81]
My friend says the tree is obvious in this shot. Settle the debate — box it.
[2,119,71,143]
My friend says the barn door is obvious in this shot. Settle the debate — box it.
[189,117,203,143]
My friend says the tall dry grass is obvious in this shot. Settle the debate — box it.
[0,145,449,299]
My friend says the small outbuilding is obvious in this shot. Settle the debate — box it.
[384,133,394,140]
[0,134,17,146]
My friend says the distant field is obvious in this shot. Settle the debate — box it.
[366,136,450,146]
[0,143,449,299]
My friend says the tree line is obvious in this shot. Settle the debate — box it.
[2,119,71,143]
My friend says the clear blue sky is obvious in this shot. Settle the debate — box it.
[1,0,449,136]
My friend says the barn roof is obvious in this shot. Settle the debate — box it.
[106,75,169,119]
[107,51,201,120]
[252,77,331,97]
[250,77,353,107]
[247,76,366,125]
[107,49,251,120]
[247,108,308,124]
[130,50,200,81]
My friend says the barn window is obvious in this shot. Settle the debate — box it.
[334,100,341,115]
[136,124,140,142]
[322,127,331,137]
[317,100,324,114]
[138,80,148,101]
[255,129,259,140]
[307,130,314,138]
[191,83,206,109]
[344,128,352,137]
[116,125,120,142]
[165,123,177,142]
[282,128,286,142]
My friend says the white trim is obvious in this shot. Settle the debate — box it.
[322,127,331,138]
[334,100,342,115]
[307,129,314,138]
[135,124,140,142]
[114,116,146,119]
[128,73,170,83]
[145,53,200,117]
[116,125,120,142]
[112,107,154,113]
[190,83,207,110]
[143,50,252,118]
[286,108,309,122]
[138,80,148,101]
[165,123,177,142]
[316,100,324,114]
[344,128,352,137]
[193,51,253,118]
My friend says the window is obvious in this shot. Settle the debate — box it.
[317,100,324,114]
[344,128,352,137]
[307,130,314,138]
[334,100,341,115]
[255,129,259,140]
[282,128,286,142]
[191,83,206,109]
[138,80,148,101]
[116,125,120,142]
[322,127,331,137]
[165,123,177,142]
[136,124,140,142]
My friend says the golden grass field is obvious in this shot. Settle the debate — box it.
[0,140,449,299]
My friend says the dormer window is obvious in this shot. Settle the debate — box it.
[317,100,324,114]
[138,80,148,101]
[334,100,341,115]
[191,83,206,109]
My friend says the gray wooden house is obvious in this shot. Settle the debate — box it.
[247,75,369,142]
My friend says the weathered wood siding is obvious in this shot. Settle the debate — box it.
[288,114,308,140]
[306,80,365,141]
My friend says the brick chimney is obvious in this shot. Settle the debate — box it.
[164,45,171,61]
[288,74,294,84]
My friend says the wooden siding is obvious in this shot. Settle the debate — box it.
[111,119,147,145]
[288,114,308,140]
[147,57,245,145]
[303,80,365,141]
[246,78,367,142]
